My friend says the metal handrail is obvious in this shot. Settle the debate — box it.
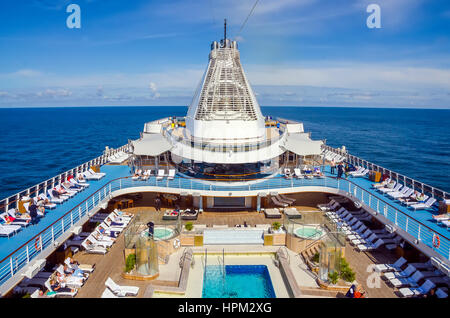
[0,144,129,212]
[322,145,449,200]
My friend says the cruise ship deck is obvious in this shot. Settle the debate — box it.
[1,157,449,292]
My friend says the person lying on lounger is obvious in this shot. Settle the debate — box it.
[50,278,75,293]
[98,225,118,238]
[106,216,125,227]
[63,180,81,190]
[63,264,87,279]
[55,187,68,195]
[92,231,116,243]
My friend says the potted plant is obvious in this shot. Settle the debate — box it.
[124,253,136,273]
[184,222,193,232]
[328,271,339,285]
[271,221,282,233]
[339,257,356,283]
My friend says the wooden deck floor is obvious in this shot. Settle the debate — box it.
[344,242,399,298]
[70,191,404,298]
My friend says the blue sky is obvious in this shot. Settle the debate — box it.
[0,0,449,108]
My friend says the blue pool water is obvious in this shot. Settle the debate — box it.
[202,265,276,298]
[0,106,448,201]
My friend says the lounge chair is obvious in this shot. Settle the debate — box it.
[105,277,139,297]
[372,178,391,189]
[156,169,165,181]
[56,185,76,198]
[349,167,364,176]
[436,288,448,298]
[81,241,108,254]
[0,212,29,227]
[47,189,66,203]
[387,187,412,199]
[383,264,417,280]
[82,170,102,180]
[378,183,402,194]
[389,270,424,288]
[141,169,150,181]
[86,235,114,248]
[44,279,77,298]
[35,195,57,209]
[351,168,369,177]
[283,207,301,219]
[101,287,119,298]
[318,200,339,212]
[271,196,288,208]
[264,208,282,219]
[0,224,21,237]
[294,168,304,179]
[181,209,198,220]
[410,197,437,211]
[356,238,384,252]
[64,258,95,273]
[168,169,176,180]
[69,178,89,189]
[89,168,106,178]
[398,279,436,298]
[283,168,293,178]
[374,257,407,273]
[279,194,296,204]
[132,169,142,181]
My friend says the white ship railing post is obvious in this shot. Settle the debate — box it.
[26,245,29,264]
[9,258,14,278]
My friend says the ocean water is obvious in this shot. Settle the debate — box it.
[0,106,449,200]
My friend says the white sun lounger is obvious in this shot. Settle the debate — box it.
[81,241,108,254]
[0,224,21,237]
[0,212,29,227]
[356,238,384,252]
[156,169,165,181]
[168,169,176,180]
[36,194,57,209]
[351,168,369,177]
[44,279,77,298]
[101,287,119,298]
[47,189,66,203]
[89,168,106,178]
[374,256,407,273]
[378,183,402,194]
[82,170,102,180]
[294,168,304,179]
[105,277,139,297]
[85,235,113,248]
[411,197,437,211]
[64,258,95,273]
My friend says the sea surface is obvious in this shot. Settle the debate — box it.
[0,106,449,200]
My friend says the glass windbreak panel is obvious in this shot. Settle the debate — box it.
[135,236,159,276]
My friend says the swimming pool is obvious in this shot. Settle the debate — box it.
[202,265,276,298]
[141,227,175,241]
[294,226,324,239]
